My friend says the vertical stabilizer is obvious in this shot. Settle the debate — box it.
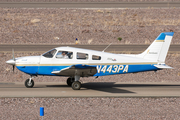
[137,32,174,63]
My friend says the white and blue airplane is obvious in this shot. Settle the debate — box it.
[6,32,174,90]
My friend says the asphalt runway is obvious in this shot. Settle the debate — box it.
[0,82,180,97]
[0,44,180,53]
[0,2,179,8]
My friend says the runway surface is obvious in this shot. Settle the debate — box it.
[0,2,179,8]
[0,44,180,53]
[0,82,180,97]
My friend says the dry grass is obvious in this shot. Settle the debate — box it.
[145,39,150,44]
[171,53,180,57]
[125,41,131,44]
[88,39,93,44]
[96,10,104,13]
[178,72,180,76]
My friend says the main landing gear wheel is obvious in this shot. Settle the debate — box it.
[72,81,81,90]
[67,78,75,86]
[25,79,34,88]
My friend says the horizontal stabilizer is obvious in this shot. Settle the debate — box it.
[154,64,173,69]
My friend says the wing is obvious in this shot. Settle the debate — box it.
[51,64,97,77]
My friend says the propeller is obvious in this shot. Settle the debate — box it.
[12,49,15,72]
[12,49,15,61]
[13,64,15,72]
[6,49,16,72]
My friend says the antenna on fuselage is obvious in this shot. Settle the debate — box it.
[102,43,112,52]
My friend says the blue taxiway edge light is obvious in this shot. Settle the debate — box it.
[40,107,44,116]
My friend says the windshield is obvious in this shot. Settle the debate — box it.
[42,49,57,58]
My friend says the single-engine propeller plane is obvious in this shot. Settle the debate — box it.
[6,32,174,90]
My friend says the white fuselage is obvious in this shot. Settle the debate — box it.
[8,47,159,76]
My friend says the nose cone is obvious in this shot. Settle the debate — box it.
[6,59,15,65]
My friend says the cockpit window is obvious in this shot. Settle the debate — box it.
[42,49,57,58]
[56,51,73,59]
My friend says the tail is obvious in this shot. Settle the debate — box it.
[137,32,174,64]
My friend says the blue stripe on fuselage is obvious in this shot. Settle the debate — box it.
[94,64,158,76]
[16,66,39,75]
[16,64,159,76]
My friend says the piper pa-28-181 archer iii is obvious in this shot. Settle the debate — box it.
[6,32,174,90]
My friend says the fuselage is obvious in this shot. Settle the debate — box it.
[7,47,159,77]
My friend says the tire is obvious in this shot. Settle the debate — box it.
[66,78,74,86]
[25,79,34,88]
[72,81,81,90]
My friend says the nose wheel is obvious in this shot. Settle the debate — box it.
[25,77,34,88]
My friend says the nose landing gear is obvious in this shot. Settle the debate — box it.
[25,76,35,88]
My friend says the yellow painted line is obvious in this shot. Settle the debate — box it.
[16,64,38,66]
[16,62,158,66]
[155,40,164,42]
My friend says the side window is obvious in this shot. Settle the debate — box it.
[77,52,88,60]
[56,51,73,59]
[92,55,101,60]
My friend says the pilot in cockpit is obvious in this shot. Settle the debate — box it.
[62,51,69,59]
[56,51,69,59]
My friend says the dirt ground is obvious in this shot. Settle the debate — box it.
[1,7,180,120]
[0,8,180,45]
[0,98,180,120]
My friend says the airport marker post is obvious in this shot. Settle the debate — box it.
[40,107,44,120]
[76,38,78,44]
